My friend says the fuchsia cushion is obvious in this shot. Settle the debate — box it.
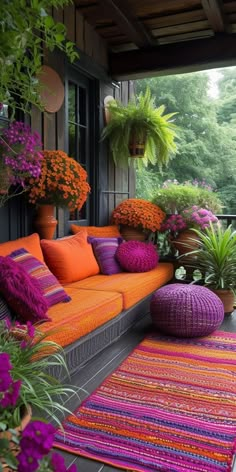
[116,241,159,273]
[0,256,49,324]
[9,248,71,307]
[88,237,123,275]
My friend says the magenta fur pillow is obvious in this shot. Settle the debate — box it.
[88,237,123,275]
[116,241,159,273]
[9,248,71,307]
[0,256,50,324]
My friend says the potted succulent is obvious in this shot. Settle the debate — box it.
[101,88,178,168]
[111,198,165,241]
[28,150,91,239]
[183,223,236,314]
[0,320,78,470]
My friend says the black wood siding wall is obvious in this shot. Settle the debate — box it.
[0,5,135,244]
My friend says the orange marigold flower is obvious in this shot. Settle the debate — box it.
[111,198,165,232]
[28,150,90,211]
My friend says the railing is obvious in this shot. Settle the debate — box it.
[216,214,236,228]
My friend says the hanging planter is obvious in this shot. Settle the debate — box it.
[101,88,178,168]
[128,132,146,158]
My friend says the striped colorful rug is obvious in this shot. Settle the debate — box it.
[54,331,236,472]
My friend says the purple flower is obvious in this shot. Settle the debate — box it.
[0,379,21,407]
[50,452,71,472]
[17,450,41,472]
[20,420,55,455]
[0,372,12,392]
[0,353,12,372]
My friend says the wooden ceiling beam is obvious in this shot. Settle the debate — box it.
[109,33,236,79]
[98,0,156,48]
[201,0,227,32]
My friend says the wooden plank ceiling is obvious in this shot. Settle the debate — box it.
[74,0,236,79]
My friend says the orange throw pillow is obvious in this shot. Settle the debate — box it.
[0,233,44,262]
[40,230,100,284]
[71,224,121,238]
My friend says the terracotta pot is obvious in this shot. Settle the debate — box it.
[171,230,199,261]
[210,289,235,315]
[1,405,32,471]
[34,204,57,240]
[120,225,148,241]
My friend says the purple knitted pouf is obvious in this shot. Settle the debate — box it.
[150,283,224,337]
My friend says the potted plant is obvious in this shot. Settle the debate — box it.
[160,206,218,259]
[153,180,222,214]
[101,88,178,168]
[0,121,43,207]
[28,150,91,239]
[111,198,166,241]
[183,223,236,314]
[0,320,78,470]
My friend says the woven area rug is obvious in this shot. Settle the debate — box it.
[54,331,236,472]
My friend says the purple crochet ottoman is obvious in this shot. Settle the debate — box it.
[150,283,224,337]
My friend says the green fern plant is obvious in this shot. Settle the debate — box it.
[101,88,178,168]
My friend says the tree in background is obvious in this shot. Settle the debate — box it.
[135,69,236,214]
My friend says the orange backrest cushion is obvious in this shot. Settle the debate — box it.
[40,230,100,284]
[71,224,121,238]
[0,233,44,262]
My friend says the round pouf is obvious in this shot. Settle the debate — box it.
[150,283,224,337]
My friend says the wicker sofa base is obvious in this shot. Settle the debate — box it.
[50,293,153,381]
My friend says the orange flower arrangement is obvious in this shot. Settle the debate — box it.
[111,198,165,232]
[28,150,90,211]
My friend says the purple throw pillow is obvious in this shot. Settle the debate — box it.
[88,237,123,275]
[9,248,71,307]
[0,256,50,324]
[116,241,159,273]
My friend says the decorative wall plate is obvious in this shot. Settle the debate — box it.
[38,65,65,113]
[104,95,116,124]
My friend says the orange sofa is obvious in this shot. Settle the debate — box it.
[0,232,174,379]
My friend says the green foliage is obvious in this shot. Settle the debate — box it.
[0,322,79,428]
[152,184,222,214]
[135,167,162,200]
[135,70,236,214]
[101,88,178,169]
[0,0,79,115]
[186,223,236,291]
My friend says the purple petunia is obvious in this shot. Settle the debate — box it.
[20,420,55,455]
[1,121,43,187]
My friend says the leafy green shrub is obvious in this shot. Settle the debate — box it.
[152,183,222,214]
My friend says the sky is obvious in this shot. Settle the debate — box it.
[207,69,222,98]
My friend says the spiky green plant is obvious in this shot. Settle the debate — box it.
[101,88,178,168]
[184,223,236,291]
[0,322,80,428]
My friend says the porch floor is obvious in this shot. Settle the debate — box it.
[58,311,236,472]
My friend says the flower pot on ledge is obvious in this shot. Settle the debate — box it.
[34,204,58,240]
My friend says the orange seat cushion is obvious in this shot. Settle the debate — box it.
[0,233,44,262]
[40,231,100,284]
[71,224,121,238]
[66,263,174,310]
[39,288,123,347]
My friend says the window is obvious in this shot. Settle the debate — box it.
[66,69,91,224]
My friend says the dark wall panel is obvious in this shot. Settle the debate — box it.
[0,9,135,243]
